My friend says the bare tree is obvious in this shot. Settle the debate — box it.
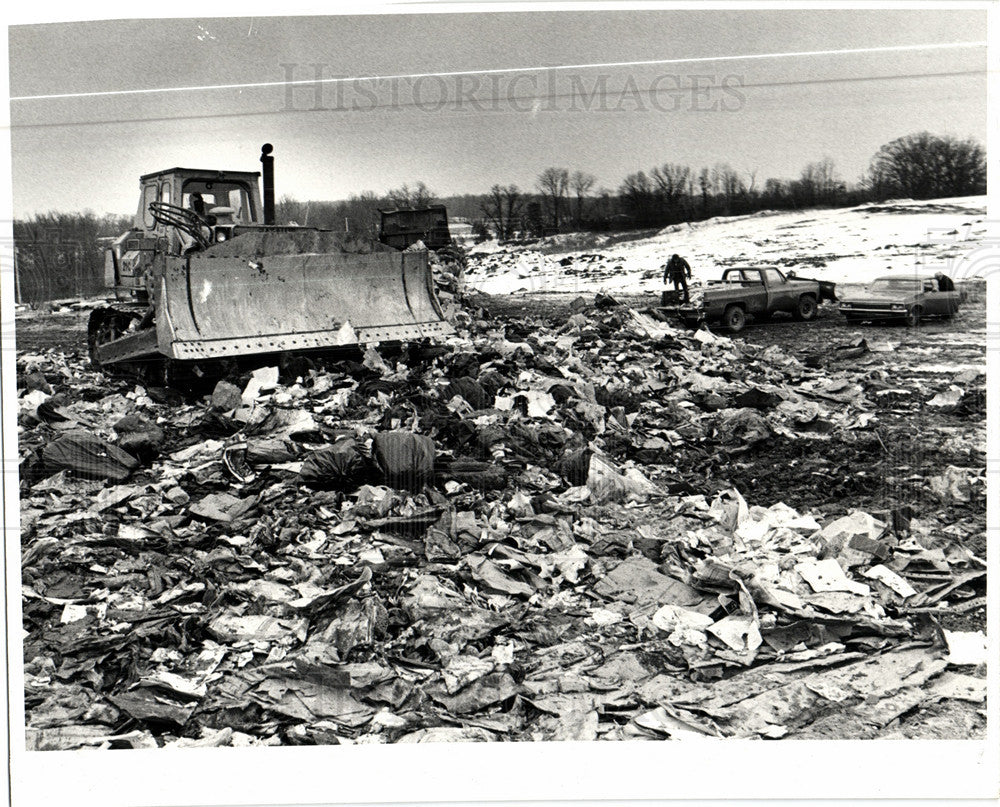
[480,184,524,240]
[793,158,844,207]
[711,163,745,214]
[870,132,986,200]
[502,185,525,239]
[650,163,691,220]
[619,171,656,224]
[698,167,711,215]
[536,167,570,228]
[275,194,309,225]
[480,185,505,240]
[591,187,615,223]
[339,191,382,236]
[814,157,842,203]
[861,163,893,202]
[569,170,596,224]
[763,178,787,206]
[385,181,437,208]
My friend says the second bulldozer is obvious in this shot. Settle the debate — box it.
[89,144,453,382]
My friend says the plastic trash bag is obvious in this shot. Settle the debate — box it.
[300,439,369,490]
[41,430,139,482]
[373,431,436,491]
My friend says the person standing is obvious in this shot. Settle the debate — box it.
[934,272,955,292]
[662,253,693,304]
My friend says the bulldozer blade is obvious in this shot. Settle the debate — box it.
[155,250,453,360]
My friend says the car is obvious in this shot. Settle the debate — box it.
[838,272,965,326]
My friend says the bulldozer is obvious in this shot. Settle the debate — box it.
[378,205,453,252]
[89,144,453,384]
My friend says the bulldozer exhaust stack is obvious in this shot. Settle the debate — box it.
[260,143,275,226]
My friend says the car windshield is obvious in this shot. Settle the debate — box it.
[869,278,923,292]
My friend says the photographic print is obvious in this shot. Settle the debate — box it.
[3,5,993,800]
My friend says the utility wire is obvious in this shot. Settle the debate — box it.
[8,68,988,130]
[9,40,986,102]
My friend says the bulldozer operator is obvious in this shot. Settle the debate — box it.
[189,192,208,217]
[170,192,212,254]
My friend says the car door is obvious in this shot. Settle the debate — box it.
[937,289,962,315]
[742,270,768,314]
[762,268,794,312]
[919,281,944,316]
[947,291,960,314]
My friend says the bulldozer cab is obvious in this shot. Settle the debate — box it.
[136,168,263,234]
[108,168,265,298]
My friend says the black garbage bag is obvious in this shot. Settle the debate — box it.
[447,352,481,379]
[548,384,576,405]
[557,448,592,487]
[506,422,543,460]
[477,369,510,397]
[114,414,165,463]
[19,372,52,394]
[595,387,644,414]
[422,411,478,454]
[246,437,301,465]
[34,401,71,423]
[445,377,493,410]
[536,423,569,454]
[373,431,436,491]
[733,388,782,410]
[475,425,507,458]
[436,458,508,491]
[42,431,139,482]
[300,439,371,490]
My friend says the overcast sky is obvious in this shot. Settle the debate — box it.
[8,9,988,217]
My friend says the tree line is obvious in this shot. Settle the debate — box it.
[13,130,986,268]
[277,130,983,241]
[476,132,984,238]
[12,212,133,303]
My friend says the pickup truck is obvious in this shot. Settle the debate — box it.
[668,267,829,333]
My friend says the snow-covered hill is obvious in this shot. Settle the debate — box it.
[465,196,989,295]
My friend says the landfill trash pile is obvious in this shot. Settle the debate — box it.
[427,247,465,314]
[17,294,986,748]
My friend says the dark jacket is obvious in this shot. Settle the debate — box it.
[663,255,692,283]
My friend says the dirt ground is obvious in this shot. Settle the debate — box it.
[14,307,94,355]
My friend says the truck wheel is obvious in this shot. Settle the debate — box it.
[904,306,923,327]
[795,294,818,321]
[723,305,746,333]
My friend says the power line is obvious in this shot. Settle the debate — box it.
[8,68,988,131]
[10,40,986,102]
